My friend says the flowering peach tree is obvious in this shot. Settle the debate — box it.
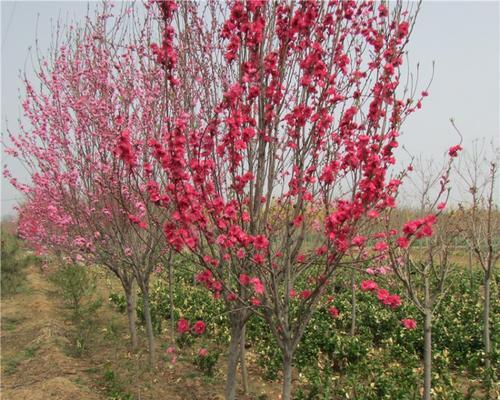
[4,4,183,366]
[145,1,430,398]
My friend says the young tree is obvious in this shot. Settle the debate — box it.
[381,147,462,400]
[146,1,426,398]
[17,187,141,350]
[455,141,499,382]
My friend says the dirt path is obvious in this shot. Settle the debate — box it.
[1,266,280,400]
[1,266,102,400]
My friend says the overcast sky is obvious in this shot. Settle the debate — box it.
[1,1,499,217]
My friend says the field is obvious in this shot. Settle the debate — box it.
[1,263,280,400]
[1,248,498,400]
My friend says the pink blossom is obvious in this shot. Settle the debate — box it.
[252,253,265,264]
[292,215,304,227]
[236,248,245,259]
[177,318,189,334]
[253,235,269,249]
[448,145,462,158]
[384,294,401,309]
[396,236,410,249]
[367,210,379,219]
[352,236,366,246]
[239,274,250,286]
[402,318,417,330]
[361,280,378,291]
[198,348,208,357]
[251,297,261,306]
[250,277,265,294]
[377,289,389,301]
[374,241,389,252]
[315,245,327,256]
[328,306,339,318]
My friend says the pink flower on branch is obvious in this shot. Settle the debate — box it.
[448,145,463,158]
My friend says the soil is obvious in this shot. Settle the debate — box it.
[1,265,280,400]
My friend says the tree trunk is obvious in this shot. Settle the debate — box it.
[168,258,175,346]
[483,271,491,371]
[468,248,474,290]
[282,348,293,400]
[350,271,356,336]
[124,282,138,351]
[141,287,156,368]
[423,310,432,400]
[240,324,249,394]
[225,314,244,400]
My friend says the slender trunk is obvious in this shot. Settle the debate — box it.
[225,314,244,400]
[240,324,249,394]
[483,271,491,370]
[469,248,474,290]
[423,309,432,400]
[168,259,175,346]
[124,282,138,351]
[141,287,156,368]
[282,348,293,400]
[350,271,356,336]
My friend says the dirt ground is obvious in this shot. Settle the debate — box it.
[1,265,280,400]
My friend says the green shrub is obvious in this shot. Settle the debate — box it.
[101,369,135,400]
[50,263,102,356]
[193,349,220,377]
[1,230,37,296]
[112,258,498,397]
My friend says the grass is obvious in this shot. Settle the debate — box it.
[1,316,24,331]
[3,344,40,375]
[101,369,135,400]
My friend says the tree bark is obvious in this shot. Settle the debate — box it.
[141,287,156,368]
[468,248,474,290]
[168,257,175,346]
[483,271,491,371]
[350,271,356,336]
[282,348,293,400]
[423,310,432,400]
[225,313,244,400]
[124,281,138,351]
[240,324,249,394]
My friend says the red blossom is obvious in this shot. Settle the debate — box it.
[193,320,206,335]
[396,236,410,249]
[253,235,269,249]
[448,145,463,158]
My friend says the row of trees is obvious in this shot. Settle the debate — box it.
[4,1,497,399]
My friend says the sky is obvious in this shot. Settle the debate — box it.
[1,1,499,217]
